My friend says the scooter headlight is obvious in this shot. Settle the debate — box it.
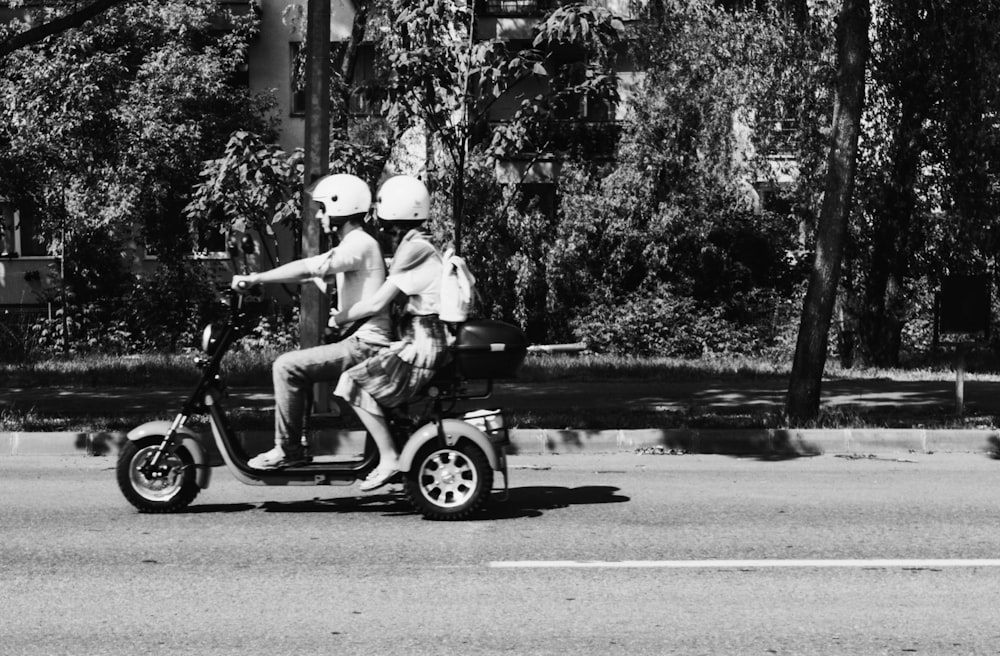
[201,324,223,355]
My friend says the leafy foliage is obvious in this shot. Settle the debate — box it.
[186,131,305,269]
[0,0,276,261]
[185,128,390,279]
[413,1,820,354]
[14,0,1000,371]
[845,0,1000,366]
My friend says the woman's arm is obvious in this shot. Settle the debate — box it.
[330,279,402,327]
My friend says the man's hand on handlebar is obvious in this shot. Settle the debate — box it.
[231,274,260,293]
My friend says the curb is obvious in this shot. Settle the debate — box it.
[3,428,999,458]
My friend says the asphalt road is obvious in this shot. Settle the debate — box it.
[4,453,1000,654]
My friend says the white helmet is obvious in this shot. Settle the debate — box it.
[376,175,430,222]
[310,174,371,226]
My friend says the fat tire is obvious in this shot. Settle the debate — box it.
[403,439,493,521]
[116,437,200,513]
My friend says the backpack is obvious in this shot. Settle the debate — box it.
[438,248,478,323]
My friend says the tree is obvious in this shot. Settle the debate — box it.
[525,0,822,352]
[184,129,389,295]
[841,1,1000,368]
[844,0,936,367]
[0,0,128,59]
[186,131,304,271]
[0,0,276,352]
[787,0,870,421]
[0,0,275,262]
[374,0,623,253]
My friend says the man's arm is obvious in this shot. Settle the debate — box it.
[231,255,321,289]
[231,245,366,290]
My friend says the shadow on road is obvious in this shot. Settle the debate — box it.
[486,485,630,520]
[179,485,629,519]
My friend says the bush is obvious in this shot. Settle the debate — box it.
[235,302,300,353]
[30,304,136,355]
[123,262,227,351]
[28,261,228,356]
[573,283,799,358]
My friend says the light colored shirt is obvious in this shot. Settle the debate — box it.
[388,231,443,316]
[304,228,392,346]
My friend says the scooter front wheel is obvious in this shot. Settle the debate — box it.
[117,437,200,513]
[403,440,493,521]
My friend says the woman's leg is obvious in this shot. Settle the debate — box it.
[333,354,404,490]
[352,405,398,470]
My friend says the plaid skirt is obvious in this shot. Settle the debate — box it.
[334,314,453,416]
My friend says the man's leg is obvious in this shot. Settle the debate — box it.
[251,339,375,469]
[273,339,378,447]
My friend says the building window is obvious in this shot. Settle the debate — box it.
[291,42,381,117]
[290,42,306,116]
[348,43,380,115]
[231,55,250,88]
[1,201,16,257]
[552,91,613,121]
[143,207,232,260]
[0,200,48,258]
[193,225,230,258]
[478,0,555,16]
[517,182,557,222]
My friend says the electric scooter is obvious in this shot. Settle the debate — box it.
[115,289,528,520]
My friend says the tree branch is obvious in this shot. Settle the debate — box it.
[0,0,129,59]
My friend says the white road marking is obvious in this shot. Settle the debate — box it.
[489,559,1000,569]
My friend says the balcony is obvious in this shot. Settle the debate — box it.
[476,0,637,18]
[490,119,622,161]
[476,0,564,17]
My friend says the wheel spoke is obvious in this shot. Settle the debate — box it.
[418,447,479,508]
[129,446,185,502]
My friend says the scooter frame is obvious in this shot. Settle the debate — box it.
[126,376,509,490]
[123,292,509,504]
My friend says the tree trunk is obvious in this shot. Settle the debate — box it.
[0,0,128,59]
[332,0,368,132]
[853,2,930,369]
[786,0,870,422]
[857,110,923,368]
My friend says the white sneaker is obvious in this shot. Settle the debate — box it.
[358,466,400,492]
[248,445,309,470]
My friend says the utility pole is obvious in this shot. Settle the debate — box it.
[301,0,331,410]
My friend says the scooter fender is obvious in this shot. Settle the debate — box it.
[127,421,212,490]
[397,418,501,473]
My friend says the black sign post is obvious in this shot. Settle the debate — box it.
[935,274,992,416]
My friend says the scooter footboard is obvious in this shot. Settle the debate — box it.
[126,421,213,490]
[397,418,503,473]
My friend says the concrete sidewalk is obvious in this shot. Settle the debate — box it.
[3,377,1000,457]
[4,376,999,417]
[3,425,999,459]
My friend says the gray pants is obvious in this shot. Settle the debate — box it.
[272,337,384,447]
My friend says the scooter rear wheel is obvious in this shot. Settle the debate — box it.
[403,440,493,521]
[117,437,200,513]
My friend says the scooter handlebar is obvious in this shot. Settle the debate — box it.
[232,278,263,297]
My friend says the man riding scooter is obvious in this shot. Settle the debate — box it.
[230,173,392,470]
[118,173,526,518]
